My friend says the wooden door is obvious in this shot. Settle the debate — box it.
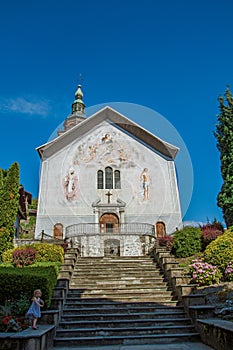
[99,213,119,233]
[156,221,166,238]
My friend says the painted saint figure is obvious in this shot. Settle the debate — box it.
[140,168,150,200]
[64,167,78,200]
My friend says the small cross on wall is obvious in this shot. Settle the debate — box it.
[105,191,112,204]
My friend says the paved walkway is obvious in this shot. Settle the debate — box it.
[55,342,214,350]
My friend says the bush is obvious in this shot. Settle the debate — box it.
[12,247,37,267]
[2,242,64,265]
[157,236,173,251]
[189,259,222,286]
[0,264,59,308]
[2,248,15,264]
[200,222,223,250]
[0,227,14,261]
[201,227,223,250]
[172,226,202,258]
[204,227,233,272]
[30,243,64,263]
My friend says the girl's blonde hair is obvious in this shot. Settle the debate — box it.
[33,289,42,297]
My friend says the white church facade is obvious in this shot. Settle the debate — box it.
[35,85,182,256]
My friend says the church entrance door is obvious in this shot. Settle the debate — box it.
[100,213,119,233]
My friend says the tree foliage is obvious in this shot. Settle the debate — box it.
[214,87,233,227]
[0,162,20,240]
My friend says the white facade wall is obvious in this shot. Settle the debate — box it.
[35,120,182,240]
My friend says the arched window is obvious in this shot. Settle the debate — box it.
[114,170,121,189]
[97,170,104,189]
[97,168,121,189]
[105,167,113,189]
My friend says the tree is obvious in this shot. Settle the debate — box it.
[0,162,20,237]
[215,87,233,227]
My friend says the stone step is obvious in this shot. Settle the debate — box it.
[65,296,176,303]
[71,277,166,289]
[61,310,187,320]
[66,288,173,300]
[75,258,155,262]
[54,332,200,347]
[63,301,181,310]
[75,262,157,267]
[73,263,159,275]
[58,317,192,329]
[71,275,166,281]
[71,272,163,278]
[76,257,154,261]
[70,280,170,291]
[55,324,197,338]
[54,254,200,347]
[59,315,191,329]
[62,305,184,315]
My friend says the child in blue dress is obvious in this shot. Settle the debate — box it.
[26,289,44,329]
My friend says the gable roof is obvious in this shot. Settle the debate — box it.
[37,106,179,160]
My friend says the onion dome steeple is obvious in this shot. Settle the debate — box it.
[72,84,85,115]
[58,83,86,136]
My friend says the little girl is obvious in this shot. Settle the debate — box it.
[26,289,44,329]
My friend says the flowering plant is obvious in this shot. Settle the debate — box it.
[157,236,173,251]
[189,259,222,286]
[0,316,28,332]
[0,297,29,332]
[225,261,233,281]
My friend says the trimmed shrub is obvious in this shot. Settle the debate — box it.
[172,226,202,258]
[204,227,233,272]
[12,247,37,267]
[0,264,59,308]
[30,243,64,263]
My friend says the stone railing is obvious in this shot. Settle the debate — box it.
[66,222,155,237]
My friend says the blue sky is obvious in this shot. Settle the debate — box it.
[0,0,233,226]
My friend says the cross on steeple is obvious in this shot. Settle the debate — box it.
[105,191,112,204]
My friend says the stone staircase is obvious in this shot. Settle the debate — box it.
[53,255,200,347]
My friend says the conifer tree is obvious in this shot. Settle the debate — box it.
[215,87,233,227]
[0,162,20,236]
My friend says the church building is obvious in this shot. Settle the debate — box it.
[35,85,182,256]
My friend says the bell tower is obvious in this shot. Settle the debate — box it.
[58,84,86,135]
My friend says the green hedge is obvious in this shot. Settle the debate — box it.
[0,264,59,308]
